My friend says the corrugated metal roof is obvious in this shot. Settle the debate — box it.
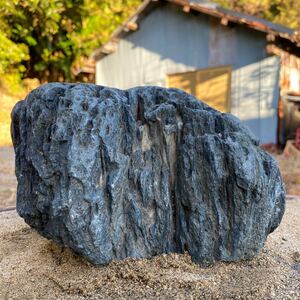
[91,0,298,61]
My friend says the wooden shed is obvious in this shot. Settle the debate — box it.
[91,0,300,145]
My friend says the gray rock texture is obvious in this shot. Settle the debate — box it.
[11,83,285,265]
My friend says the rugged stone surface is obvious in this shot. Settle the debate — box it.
[11,83,285,265]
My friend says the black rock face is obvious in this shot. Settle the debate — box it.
[11,83,285,265]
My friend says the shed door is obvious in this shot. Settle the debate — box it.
[166,66,231,112]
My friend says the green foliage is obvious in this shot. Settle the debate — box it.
[75,0,141,57]
[1,0,86,83]
[0,0,141,88]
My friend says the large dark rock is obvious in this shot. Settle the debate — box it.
[11,83,285,265]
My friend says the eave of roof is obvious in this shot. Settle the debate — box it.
[91,0,298,61]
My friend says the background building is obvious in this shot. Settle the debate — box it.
[91,0,300,145]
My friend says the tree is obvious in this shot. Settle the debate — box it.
[74,0,141,60]
[0,0,85,83]
[0,0,141,86]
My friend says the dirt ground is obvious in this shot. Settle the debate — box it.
[0,147,300,299]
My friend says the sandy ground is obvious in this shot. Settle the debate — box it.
[0,147,16,210]
[0,200,299,300]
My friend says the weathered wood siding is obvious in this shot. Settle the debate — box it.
[96,3,280,143]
